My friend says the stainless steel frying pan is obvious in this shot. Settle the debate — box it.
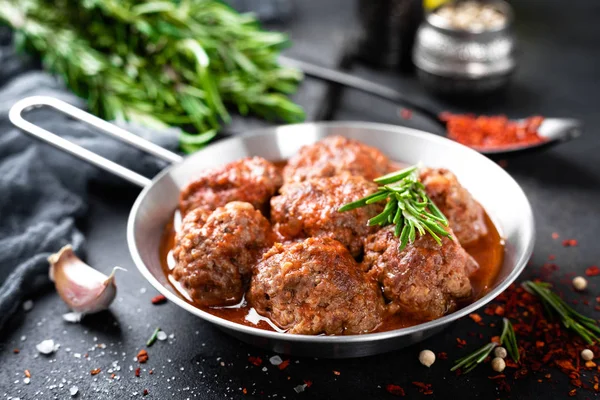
[9,96,535,358]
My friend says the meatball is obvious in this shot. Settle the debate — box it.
[364,226,478,321]
[172,202,274,306]
[247,237,384,335]
[420,168,488,246]
[270,175,383,257]
[283,135,391,183]
[179,157,282,215]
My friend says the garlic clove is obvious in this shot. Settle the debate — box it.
[48,245,125,314]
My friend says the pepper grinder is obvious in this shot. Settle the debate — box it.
[355,0,424,72]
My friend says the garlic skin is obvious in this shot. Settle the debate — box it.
[48,245,124,314]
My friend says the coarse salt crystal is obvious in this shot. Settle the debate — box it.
[36,339,57,355]
[70,386,79,396]
[20,335,26,342]
[157,331,167,341]
[23,378,30,384]
[23,300,34,311]
[63,312,83,323]
[269,356,283,366]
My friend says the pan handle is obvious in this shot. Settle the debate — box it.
[8,96,184,188]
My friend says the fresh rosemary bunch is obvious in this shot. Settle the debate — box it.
[0,0,304,153]
[523,281,600,344]
[338,165,451,251]
[451,318,520,374]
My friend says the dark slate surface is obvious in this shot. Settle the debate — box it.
[1,0,600,399]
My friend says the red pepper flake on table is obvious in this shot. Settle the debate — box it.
[440,113,545,150]
[562,239,578,247]
[137,349,149,363]
[90,368,101,376]
[151,294,167,305]
[412,381,433,395]
[385,384,405,396]
[278,359,290,370]
[585,265,600,276]
[248,356,263,366]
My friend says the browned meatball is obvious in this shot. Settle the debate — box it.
[420,168,488,246]
[179,157,282,215]
[364,226,478,321]
[247,237,384,335]
[270,175,383,257]
[283,135,391,183]
[172,202,274,306]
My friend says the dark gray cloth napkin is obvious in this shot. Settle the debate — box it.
[0,33,180,328]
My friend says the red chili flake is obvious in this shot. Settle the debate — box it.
[562,239,578,247]
[400,108,413,120]
[439,113,545,150]
[24,370,31,378]
[491,336,501,345]
[304,380,313,388]
[488,374,506,380]
[548,255,556,261]
[13,348,19,354]
[151,294,167,305]
[456,338,467,348]
[149,369,154,375]
[333,370,341,376]
[137,349,149,364]
[135,367,141,377]
[568,389,577,397]
[143,389,149,396]
[110,373,116,379]
[536,341,545,348]
[90,368,101,376]
[585,266,600,277]
[469,313,483,324]
[278,359,290,370]
[242,388,248,394]
[412,381,433,395]
[585,361,597,368]
[494,305,505,316]
[484,306,496,316]
[437,352,448,360]
[385,384,405,396]
[552,232,560,239]
[248,356,262,366]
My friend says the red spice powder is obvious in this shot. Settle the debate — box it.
[440,113,545,150]
[585,266,600,277]
[248,356,262,366]
[552,232,560,240]
[304,380,313,388]
[278,360,290,370]
[13,348,19,354]
[137,349,149,364]
[90,368,101,376]
[151,294,167,305]
[135,367,141,377]
[562,239,578,247]
[437,352,448,360]
[110,373,116,379]
[143,389,149,396]
[242,388,248,394]
[385,384,405,396]
[456,338,467,348]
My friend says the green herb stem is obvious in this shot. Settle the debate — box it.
[146,327,160,347]
[339,165,451,251]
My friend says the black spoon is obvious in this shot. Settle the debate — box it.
[280,56,582,157]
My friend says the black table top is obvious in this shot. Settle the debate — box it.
[2,1,600,399]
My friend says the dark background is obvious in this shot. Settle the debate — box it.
[1,0,600,399]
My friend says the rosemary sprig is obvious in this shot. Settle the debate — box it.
[0,0,304,153]
[523,281,600,344]
[451,318,519,373]
[338,165,450,251]
[146,327,161,347]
